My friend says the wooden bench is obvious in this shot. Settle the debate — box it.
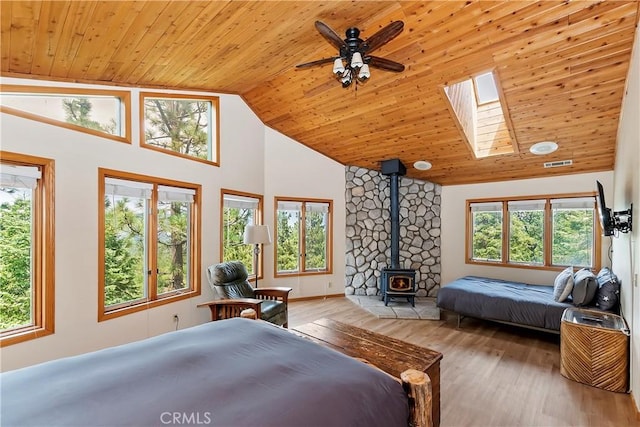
[292,318,443,427]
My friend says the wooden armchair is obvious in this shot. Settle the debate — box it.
[198,261,292,327]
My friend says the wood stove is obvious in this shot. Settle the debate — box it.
[381,268,416,306]
[379,159,417,306]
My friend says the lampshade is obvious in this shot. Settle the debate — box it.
[332,58,345,75]
[243,224,272,245]
[358,64,370,81]
[350,51,364,68]
[341,69,353,88]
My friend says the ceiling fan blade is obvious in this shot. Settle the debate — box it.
[315,21,347,50]
[368,56,405,72]
[363,21,404,54]
[296,57,340,69]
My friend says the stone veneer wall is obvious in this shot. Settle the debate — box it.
[345,165,441,297]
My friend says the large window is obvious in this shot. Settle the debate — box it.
[275,198,332,276]
[221,190,263,278]
[0,85,130,143]
[140,92,219,165]
[467,193,600,270]
[0,152,54,346]
[99,169,201,320]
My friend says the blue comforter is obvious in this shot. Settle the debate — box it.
[436,276,574,331]
[1,318,409,427]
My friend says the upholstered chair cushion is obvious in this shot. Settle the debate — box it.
[207,261,255,299]
[259,300,287,325]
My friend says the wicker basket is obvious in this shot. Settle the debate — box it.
[560,308,629,393]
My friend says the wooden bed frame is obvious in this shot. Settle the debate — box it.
[241,309,439,427]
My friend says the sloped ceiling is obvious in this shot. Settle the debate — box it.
[1,1,638,185]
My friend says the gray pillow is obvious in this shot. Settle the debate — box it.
[595,267,620,311]
[553,266,574,302]
[572,268,598,306]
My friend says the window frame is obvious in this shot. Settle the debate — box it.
[220,189,264,281]
[139,92,220,166]
[0,84,131,144]
[274,196,333,277]
[0,151,55,347]
[466,192,601,271]
[98,168,201,321]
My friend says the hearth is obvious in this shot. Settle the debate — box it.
[379,159,417,306]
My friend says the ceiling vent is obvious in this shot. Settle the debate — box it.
[543,159,573,168]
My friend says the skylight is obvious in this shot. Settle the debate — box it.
[473,72,499,104]
[443,70,516,159]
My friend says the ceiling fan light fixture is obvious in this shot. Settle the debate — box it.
[332,58,345,75]
[357,64,370,81]
[350,51,364,68]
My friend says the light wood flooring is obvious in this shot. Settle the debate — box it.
[288,297,640,427]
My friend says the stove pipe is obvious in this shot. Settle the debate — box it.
[381,159,407,270]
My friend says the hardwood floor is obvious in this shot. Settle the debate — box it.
[289,297,639,427]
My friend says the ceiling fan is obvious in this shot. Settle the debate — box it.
[296,21,405,88]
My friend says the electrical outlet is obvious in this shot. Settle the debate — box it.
[173,314,179,322]
[328,281,332,288]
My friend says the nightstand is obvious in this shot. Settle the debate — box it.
[560,307,629,392]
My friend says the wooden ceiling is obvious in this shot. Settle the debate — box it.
[1,1,638,185]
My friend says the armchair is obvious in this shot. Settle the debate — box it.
[198,261,292,327]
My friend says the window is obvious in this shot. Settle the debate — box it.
[0,85,130,143]
[467,193,600,270]
[0,152,54,346]
[551,198,596,267]
[99,169,201,320]
[473,72,500,104]
[140,92,219,165]
[470,202,503,262]
[275,198,332,276]
[221,190,263,278]
[508,200,545,265]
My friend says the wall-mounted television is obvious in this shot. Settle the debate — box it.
[596,180,633,237]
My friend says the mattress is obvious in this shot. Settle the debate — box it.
[436,276,574,331]
[1,318,409,427]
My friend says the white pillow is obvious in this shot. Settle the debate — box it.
[553,266,574,302]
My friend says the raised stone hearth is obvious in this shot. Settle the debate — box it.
[347,295,440,320]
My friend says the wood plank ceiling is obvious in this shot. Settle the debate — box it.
[1,1,638,185]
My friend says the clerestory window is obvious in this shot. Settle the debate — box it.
[140,92,219,165]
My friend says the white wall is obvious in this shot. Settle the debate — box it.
[612,24,640,412]
[264,127,346,298]
[0,78,345,371]
[441,171,614,286]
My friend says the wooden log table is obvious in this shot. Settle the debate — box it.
[292,318,443,427]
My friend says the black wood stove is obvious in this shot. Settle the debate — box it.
[379,159,416,306]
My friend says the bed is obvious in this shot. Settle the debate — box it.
[436,276,576,332]
[1,317,431,427]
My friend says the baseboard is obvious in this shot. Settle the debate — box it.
[289,293,344,302]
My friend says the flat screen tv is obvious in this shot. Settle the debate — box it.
[596,180,615,236]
